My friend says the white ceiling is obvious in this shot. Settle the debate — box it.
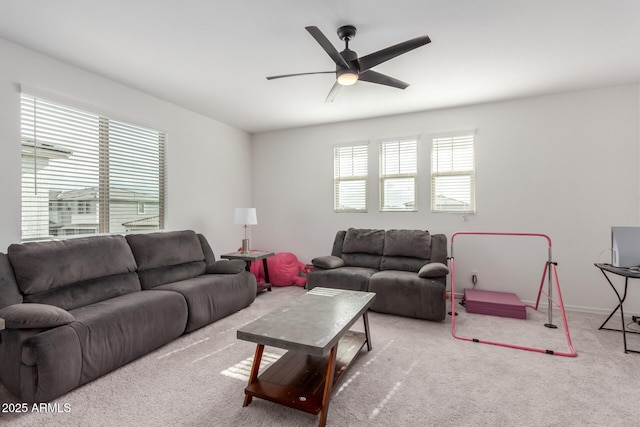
[1,1,639,133]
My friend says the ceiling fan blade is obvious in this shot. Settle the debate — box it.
[359,70,409,89]
[305,26,349,68]
[358,35,431,72]
[266,71,335,80]
[325,81,342,103]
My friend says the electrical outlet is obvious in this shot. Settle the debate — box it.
[471,270,478,285]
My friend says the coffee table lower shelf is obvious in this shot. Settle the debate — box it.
[244,330,367,415]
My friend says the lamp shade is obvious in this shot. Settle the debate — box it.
[234,208,257,225]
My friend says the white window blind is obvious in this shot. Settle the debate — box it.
[20,94,166,241]
[334,144,368,212]
[431,133,475,213]
[379,138,417,211]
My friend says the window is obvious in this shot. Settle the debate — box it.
[379,137,418,211]
[21,94,166,241]
[334,144,368,212]
[77,202,92,214]
[431,132,475,213]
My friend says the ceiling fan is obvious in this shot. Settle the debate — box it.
[266,25,431,102]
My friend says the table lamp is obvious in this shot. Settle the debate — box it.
[234,208,257,254]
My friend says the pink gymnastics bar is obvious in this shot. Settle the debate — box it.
[450,231,577,357]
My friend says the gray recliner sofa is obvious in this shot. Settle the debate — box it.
[307,228,449,321]
[0,230,256,403]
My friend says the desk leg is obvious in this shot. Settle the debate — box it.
[262,259,272,291]
[318,345,337,427]
[363,311,372,351]
[619,278,630,353]
[243,344,264,407]
[597,271,639,354]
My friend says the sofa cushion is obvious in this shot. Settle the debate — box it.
[383,229,431,259]
[418,262,450,278]
[430,234,449,264]
[23,272,142,311]
[331,230,347,257]
[380,256,429,273]
[0,303,74,329]
[126,230,205,270]
[68,290,188,384]
[136,262,206,290]
[153,272,257,332]
[307,266,377,292]
[342,228,385,255]
[369,270,446,321]
[342,253,382,269]
[0,253,23,309]
[8,235,137,296]
[311,255,345,269]
[197,233,217,265]
[206,260,246,274]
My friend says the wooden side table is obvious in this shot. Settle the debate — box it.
[221,251,275,293]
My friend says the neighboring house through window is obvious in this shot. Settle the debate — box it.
[379,137,418,212]
[334,143,368,212]
[20,93,166,241]
[430,132,476,213]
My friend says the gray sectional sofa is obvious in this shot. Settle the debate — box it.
[307,228,449,321]
[0,230,257,403]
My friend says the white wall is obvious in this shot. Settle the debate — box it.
[251,85,640,313]
[2,37,638,314]
[0,38,252,256]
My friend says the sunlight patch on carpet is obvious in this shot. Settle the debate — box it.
[191,343,236,364]
[362,339,394,368]
[220,352,282,381]
[336,339,394,396]
[217,316,262,336]
[157,337,210,359]
[369,381,402,420]
[336,370,361,395]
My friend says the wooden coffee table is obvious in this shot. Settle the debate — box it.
[237,287,375,427]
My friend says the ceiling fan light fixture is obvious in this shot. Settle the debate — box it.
[337,70,359,86]
[266,25,430,101]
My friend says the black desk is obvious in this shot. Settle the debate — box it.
[595,263,640,354]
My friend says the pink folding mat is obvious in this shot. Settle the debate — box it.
[464,288,527,319]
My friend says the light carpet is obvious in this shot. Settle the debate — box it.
[1,286,640,426]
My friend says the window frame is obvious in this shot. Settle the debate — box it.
[333,143,369,213]
[430,131,476,213]
[20,93,166,241]
[378,136,418,212]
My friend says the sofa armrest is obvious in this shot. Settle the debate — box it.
[418,262,450,278]
[0,303,74,329]
[312,256,345,269]
[206,259,246,274]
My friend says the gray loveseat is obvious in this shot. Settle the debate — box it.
[307,228,449,321]
[0,230,256,403]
